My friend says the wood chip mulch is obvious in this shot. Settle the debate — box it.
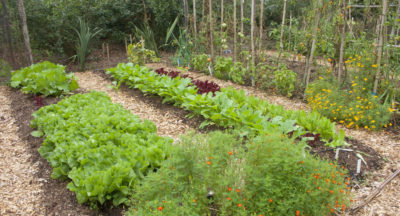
[0,86,44,215]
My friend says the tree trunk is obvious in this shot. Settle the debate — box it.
[193,0,197,49]
[259,0,264,52]
[338,1,347,85]
[233,0,237,62]
[304,0,322,95]
[0,0,16,66]
[389,0,400,41]
[251,0,255,86]
[277,0,288,63]
[183,0,189,29]
[373,0,388,93]
[17,0,33,65]
[209,0,214,63]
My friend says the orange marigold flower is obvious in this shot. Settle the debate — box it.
[227,197,231,201]
[228,187,232,192]
[299,161,304,164]
[157,206,164,211]
[228,151,233,155]
[269,199,273,203]
[237,203,242,207]
[329,190,334,194]
[340,189,344,193]
[206,161,212,165]
[296,210,300,216]
[236,189,240,193]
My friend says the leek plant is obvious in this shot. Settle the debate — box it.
[74,18,102,71]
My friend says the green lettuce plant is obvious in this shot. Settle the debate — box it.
[10,61,78,96]
[31,91,172,207]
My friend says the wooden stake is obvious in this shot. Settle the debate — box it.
[130,34,133,45]
[350,168,400,214]
[106,43,110,62]
[125,38,128,53]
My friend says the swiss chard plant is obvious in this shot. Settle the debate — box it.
[10,61,79,96]
[106,63,346,147]
[31,91,173,208]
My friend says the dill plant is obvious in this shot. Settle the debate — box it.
[127,130,351,215]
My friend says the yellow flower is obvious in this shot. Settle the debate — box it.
[371,120,375,123]
[364,126,368,129]
[372,64,377,68]
[347,122,354,128]
[364,78,368,81]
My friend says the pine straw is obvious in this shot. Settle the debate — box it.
[74,71,197,140]
[147,63,400,216]
[0,86,45,215]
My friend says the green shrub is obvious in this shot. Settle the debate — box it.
[127,41,159,65]
[0,59,12,85]
[191,54,209,73]
[229,62,247,84]
[214,56,233,80]
[274,65,297,97]
[10,61,79,96]
[306,78,392,130]
[31,92,173,207]
[127,131,351,215]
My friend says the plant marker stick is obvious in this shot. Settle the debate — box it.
[107,43,110,63]
[335,148,340,160]
[357,159,362,174]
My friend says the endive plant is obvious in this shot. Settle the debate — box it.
[74,18,102,71]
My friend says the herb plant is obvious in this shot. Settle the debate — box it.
[10,61,79,96]
[127,131,350,215]
[214,56,233,80]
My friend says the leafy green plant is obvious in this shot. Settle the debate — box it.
[106,63,346,147]
[74,18,102,71]
[31,92,172,208]
[10,61,79,96]
[191,54,209,73]
[127,131,351,215]
[214,56,233,80]
[229,62,247,85]
[274,65,297,97]
[127,41,160,65]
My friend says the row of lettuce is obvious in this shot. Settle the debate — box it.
[10,61,351,214]
[107,63,345,147]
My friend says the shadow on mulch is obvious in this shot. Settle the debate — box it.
[8,88,123,216]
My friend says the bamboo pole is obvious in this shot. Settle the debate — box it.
[251,0,255,86]
[277,0,288,63]
[304,0,323,95]
[259,0,264,52]
[193,0,198,49]
[209,0,214,63]
[233,0,237,62]
[338,0,347,85]
[373,0,388,93]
